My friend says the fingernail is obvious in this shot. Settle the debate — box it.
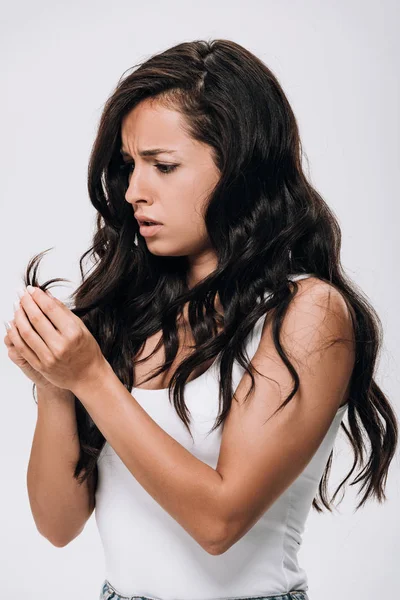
[13,300,20,312]
[3,320,11,331]
[26,285,36,295]
[17,288,26,300]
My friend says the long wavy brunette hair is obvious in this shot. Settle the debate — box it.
[24,38,398,513]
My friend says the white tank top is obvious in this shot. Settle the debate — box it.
[95,273,348,599]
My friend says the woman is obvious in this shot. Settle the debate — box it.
[4,39,398,600]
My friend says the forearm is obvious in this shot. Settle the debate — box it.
[27,387,94,546]
[71,361,226,553]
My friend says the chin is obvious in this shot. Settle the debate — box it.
[146,244,187,258]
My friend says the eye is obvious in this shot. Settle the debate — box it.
[119,162,134,177]
[118,161,178,177]
[155,163,178,175]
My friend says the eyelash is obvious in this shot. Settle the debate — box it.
[119,162,178,176]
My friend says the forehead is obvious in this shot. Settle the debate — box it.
[120,100,189,149]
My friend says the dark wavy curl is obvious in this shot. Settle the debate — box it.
[23,38,398,513]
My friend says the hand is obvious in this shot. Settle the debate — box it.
[6,286,108,392]
[4,325,61,392]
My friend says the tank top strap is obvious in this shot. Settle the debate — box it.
[287,272,315,282]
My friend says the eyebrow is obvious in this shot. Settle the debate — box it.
[120,147,178,158]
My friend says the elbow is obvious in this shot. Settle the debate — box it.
[48,532,80,548]
[40,531,71,548]
[205,538,231,556]
[203,521,232,556]
[197,475,233,555]
[38,525,85,548]
[205,512,249,555]
[37,529,67,548]
[205,543,225,556]
[50,538,70,548]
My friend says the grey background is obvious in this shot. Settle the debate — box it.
[1,1,399,598]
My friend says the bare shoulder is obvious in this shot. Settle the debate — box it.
[260,275,356,360]
[287,275,355,332]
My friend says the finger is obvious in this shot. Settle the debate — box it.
[14,294,61,362]
[17,290,64,353]
[4,329,13,348]
[3,323,17,349]
[23,287,79,336]
[7,319,43,371]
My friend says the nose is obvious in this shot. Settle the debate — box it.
[124,166,152,207]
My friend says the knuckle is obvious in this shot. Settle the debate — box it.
[18,323,30,337]
[52,345,65,360]
[44,299,57,313]
[12,336,22,349]
[8,352,18,364]
[29,311,41,325]
[43,354,56,368]
[73,330,83,343]
[67,326,82,342]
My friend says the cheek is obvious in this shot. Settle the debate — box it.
[166,206,208,247]
[171,196,205,227]
[184,206,207,237]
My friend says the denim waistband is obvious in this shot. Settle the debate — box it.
[99,579,310,600]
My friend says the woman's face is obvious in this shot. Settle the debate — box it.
[121,99,221,269]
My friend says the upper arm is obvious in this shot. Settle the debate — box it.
[213,278,355,554]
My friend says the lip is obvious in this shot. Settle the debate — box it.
[134,215,163,225]
[139,223,164,237]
